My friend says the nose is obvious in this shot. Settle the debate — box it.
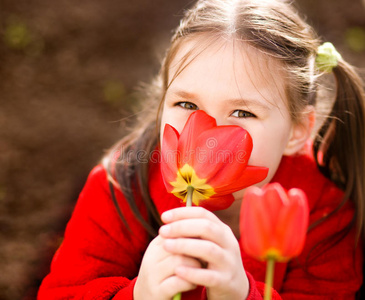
[198,108,226,126]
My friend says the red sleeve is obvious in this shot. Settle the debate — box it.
[240,180,363,300]
[37,165,149,299]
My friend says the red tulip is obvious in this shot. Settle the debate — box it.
[240,183,309,262]
[161,110,268,211]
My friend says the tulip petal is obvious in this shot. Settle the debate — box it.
[240,183,309,262]
[277,203,303,258]
[273,203,295,256]
[263,184,300,260]
[213,166,269,195]
[197,193,235,211]
[192,125,268,193]
[161,124,180,190]
[280,189,309,257]
[241,188,270,258]
[160,110,269,213]
[192,126,252,180]
[264,184,289,230]
[177,111,216,167]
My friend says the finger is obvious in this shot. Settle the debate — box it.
[159,218,231,247]
[147,235,172,262]
[174,265,223,288]
[159,253,202,274]
[157,253,202,286]
[160,275,197,297]
[174,265,249,299]
[161,207,220,224]
[163,238,226,268]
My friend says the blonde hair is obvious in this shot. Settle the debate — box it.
[106,0,365,240]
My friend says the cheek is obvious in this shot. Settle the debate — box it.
[159,112,167,146]
[160,106,189,143]
[250,138,285,166]
[246,124,292,184]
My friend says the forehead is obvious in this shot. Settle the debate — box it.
[167,36,288,107]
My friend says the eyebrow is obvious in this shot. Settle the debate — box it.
[169,89,271,111]
[225,98,271,111]
[170,90,196,100]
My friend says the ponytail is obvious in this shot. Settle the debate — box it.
[313,59,365,241]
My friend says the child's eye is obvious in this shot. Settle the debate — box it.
[177,102,199,110]
[231,110,256,118]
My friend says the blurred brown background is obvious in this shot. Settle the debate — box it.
[0,0,364,299]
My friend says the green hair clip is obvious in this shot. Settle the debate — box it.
[315,42,342,73]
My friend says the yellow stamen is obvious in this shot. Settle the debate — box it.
[264,248,286,262]
[170,164,215,205]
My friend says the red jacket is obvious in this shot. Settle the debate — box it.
[38,154,363,299]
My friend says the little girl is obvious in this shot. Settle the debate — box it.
[38,0,365,299]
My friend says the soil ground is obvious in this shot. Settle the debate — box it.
[0,0,364,299]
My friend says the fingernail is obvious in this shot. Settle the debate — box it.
[159,225,170,236]
[161,210,172,222]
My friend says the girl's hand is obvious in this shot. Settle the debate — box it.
[160,207,249,300]
[134,234,201,300]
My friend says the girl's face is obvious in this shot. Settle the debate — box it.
[160,39,305,201]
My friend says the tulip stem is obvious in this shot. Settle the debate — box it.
[264,257,275,300]
[186,186,194,207]
[172,294,181,300]
[172,186,194,300]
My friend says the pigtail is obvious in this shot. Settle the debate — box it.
[102,78,164,238]
[313,59,365,240]
[104,123,162,238]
